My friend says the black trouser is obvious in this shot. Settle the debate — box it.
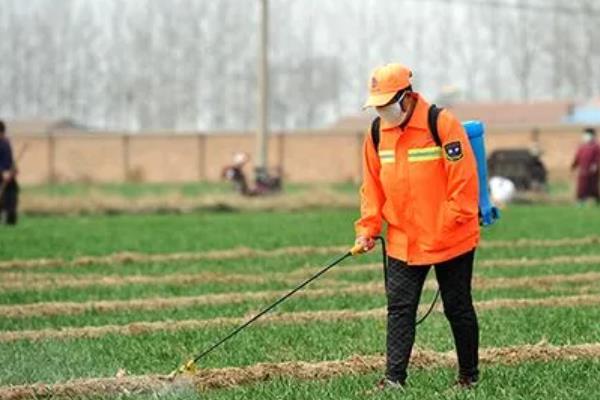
[0,179,19,225]
[385,250,479,383]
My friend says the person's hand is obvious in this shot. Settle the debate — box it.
[1,171,12,182]
[352,236,376,255]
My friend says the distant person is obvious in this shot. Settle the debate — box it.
[222,152,253,196]
[222,152,282,197]
[0,120,19,225]
[354,63,480,390]
[489,176,516,207]
[571,128,600,205]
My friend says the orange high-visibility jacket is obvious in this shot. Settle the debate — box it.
[355,94,480,265]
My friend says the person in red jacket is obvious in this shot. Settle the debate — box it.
[572,128,600,205]
[354,64,480,390]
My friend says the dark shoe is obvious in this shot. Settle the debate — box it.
[456,374,479,389]
[376,377,406,391]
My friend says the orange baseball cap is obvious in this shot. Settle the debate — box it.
[363,63,413,108]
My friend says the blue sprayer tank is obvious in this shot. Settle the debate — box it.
[462,121,500,226]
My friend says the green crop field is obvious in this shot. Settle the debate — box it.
[1,204,600,399]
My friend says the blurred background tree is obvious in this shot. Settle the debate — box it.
[0,0,599,131]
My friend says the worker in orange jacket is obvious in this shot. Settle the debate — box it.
[355,63,480,390]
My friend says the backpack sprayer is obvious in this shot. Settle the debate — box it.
[463,120,500,226]
[167,121,499,380]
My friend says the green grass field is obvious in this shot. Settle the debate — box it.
[1,204,599,399]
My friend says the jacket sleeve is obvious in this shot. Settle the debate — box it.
[354,133,385,238]
[438,111,479,229]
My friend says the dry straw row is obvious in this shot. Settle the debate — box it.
[2,293,600,343]
[2,253,600,292]
[2,342,600,399]
[20,189,358,216]
[2,270,600,319]
[1,235,598,272]
[0,245,349,271]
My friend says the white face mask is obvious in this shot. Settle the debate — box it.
[583,133,594,144]
[376,102,404,126]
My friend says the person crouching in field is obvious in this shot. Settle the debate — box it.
[354,64,480,390]
[0,120,19,226]
[571,127,600,205]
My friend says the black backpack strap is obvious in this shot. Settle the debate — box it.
[428,105,443,147]
[370,117,381,153]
